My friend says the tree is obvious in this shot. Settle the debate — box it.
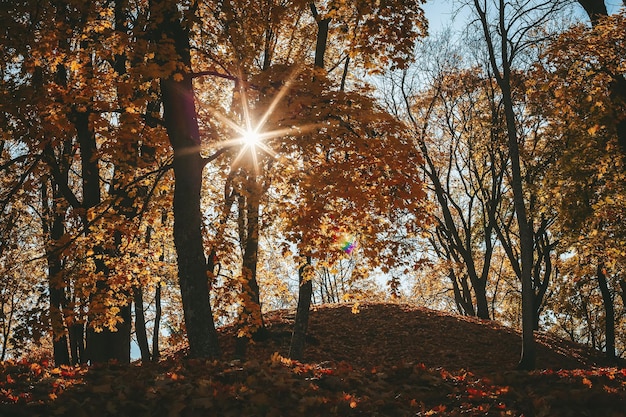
[0,0,181,364]
[469,0,566,369]
[577,1,626,162]
[391,34,508,320]
[150,0,222,359]
[184,0,428,360]
[529,10,626,361]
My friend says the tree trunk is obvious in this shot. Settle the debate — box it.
[289,257,313,361]
[152,282,162,361]
[597,264,616,361]
[133,286,151,362]
[162,77,221,358]
[156,0,220,359]
[72,108,130,364]
[473,0,535,369]
[69,322,86,364]
[450,271,476,316]
[577,0,608,26]
[235,172,265,359]
[473,278,490,320]
[288,4,330,361]
[41,178,71,366]
[503,74,535,372]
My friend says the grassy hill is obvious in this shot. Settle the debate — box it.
[1,302,624,416]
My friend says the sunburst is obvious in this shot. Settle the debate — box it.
[204,67,318,174]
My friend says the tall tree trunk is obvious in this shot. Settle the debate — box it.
[73,108,130,364]
[41,178,71,366]
[288,3,330,361]
[155,0,220,359]
[502,63,536,372]
[473,0,535,369]
[597,263,616,361]
[289,257,313,360]
[235,172,265,359]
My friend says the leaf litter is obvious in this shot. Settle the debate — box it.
[0,302,623,416]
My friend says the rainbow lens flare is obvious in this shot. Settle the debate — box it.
[338,234,356,254]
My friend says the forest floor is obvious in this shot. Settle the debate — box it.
[0,302,624,416]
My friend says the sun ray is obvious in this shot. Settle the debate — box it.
[254,66,301,130]
[201,64,322,174]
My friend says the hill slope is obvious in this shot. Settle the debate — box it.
[222,302,610,373]
[0,302,624,417]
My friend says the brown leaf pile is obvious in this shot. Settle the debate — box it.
[222,302,610,374]
[0,302,623,417]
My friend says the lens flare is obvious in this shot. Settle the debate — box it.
[338,233,357,254]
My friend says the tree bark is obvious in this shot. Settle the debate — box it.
[531,222,555,330]
[152,282,162,361]
[69,322,86,364]
[156,0,220,359]
[577,0,608,26]
[597,264,616,361]
[133,286,151,362]
[289,257,313,360]
[41,176,71,366]
[72,107,130,364]
[235,172,266,359]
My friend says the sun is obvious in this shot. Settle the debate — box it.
[241,128,262,148]
[203,66,321,173]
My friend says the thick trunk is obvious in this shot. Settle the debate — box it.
[86,306,131,364]
[578,0,608,26]
[161,75,220,358]
[289,257,313,361]
[74,109,130,364]
[472,276,489,320]
[155,2,220,356]
[597,264,616,360]
[69,323,86,364]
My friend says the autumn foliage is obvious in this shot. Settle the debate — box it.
[1,1,626,415]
